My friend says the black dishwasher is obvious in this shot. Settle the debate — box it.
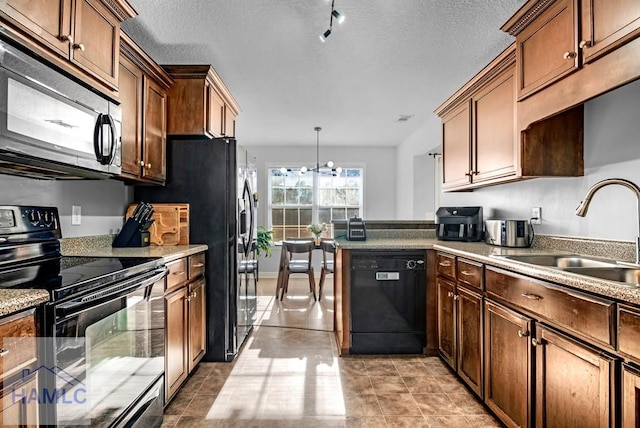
[350,250,426,354]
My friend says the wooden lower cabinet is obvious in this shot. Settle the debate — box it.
[165,286,188,401]
[484,299,532,428]
[436,275,483,396]
[164,253,207,403]
[623,363,640,428]
[188,278,206,372]
[436,277,456,368]
[535,325,616,428]
[0,374,39,428]
[456,286,483,396]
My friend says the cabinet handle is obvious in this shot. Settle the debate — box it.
[139,160,145,166]
[59,34,74,44]
[453,294,459,301]
[447,291,454,298]
[191,291,197,298]
[521,292,542,300]
[563,51,576,60]
[192,263,204,268]
[186,296,191,302]
[464,172,473,177]
[173,270,185,276]
[460,270,473,276]
[0,348,8,357]
[579,40,592,49]
[531,338,543,347]
[517,330,530,338]
[146,163,152,169]
[472,170,479,175]
[72,43,85,52]
[438,261,451,267]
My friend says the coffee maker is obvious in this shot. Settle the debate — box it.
[435,206,483,242]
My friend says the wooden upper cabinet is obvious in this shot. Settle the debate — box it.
[142,77,167,182]
[441,101,471,189]
[118,32,172,184]
[473,67,516,183]
[164,65,241,138]
[580,0,640,64]
[515,0,578,100]
[119,54,143,177]
[0,0,136,94]
[72,0,120,88]
[0,0,72,58]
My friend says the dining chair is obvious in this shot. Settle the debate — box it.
[318,239,335,301]
[278,240,317,301]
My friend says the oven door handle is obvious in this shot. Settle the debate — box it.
[56,267,168,319]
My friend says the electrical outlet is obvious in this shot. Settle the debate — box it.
[71,205,81,225]
[531,207,542,224]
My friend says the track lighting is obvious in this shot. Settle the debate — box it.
[319,29,331,42]
[319,0,345,42]
[332,10,345,24]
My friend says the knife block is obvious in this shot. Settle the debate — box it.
[112,218,151,247]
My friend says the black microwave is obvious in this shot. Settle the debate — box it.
[0,38,121,179]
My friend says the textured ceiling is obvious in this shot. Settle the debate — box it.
[123,0,525,147]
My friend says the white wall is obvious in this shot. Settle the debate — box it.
[401,78,640,242]
[0,176,131,237]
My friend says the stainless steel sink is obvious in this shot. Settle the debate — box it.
[562,267,640,286]
[500,254,619,268]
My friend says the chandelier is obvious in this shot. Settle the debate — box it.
[280,127,342,176]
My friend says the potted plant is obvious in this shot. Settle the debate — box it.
[257,226,274,258]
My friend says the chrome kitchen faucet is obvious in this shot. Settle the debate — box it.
[575,178,640,265]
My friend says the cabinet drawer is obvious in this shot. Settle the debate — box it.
[457,258,483,290]
[486,267,614,348]
[0,310,37,382]
[166,258,188,291]
[436,253,456,280]
[189,253,205,279]
[618,304,640,363]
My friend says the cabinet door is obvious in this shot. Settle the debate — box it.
[142,77,167,182]
[0,0,72,57]
[72,0,120,89]
[472,67,516,183]
[534,325,615,428]
[188,278,206,372]
[165,286,188,401]
[437,277,456,369]
[0,374,39,427]
[623,363,640,428]
[224,105,236,137]
[441,101,471,189]
[484,300,532,428]
[517,0,578,99]
[206,83,225,138]
[580,0,640,63]
[118,55,143,178]
[457,286,483,397]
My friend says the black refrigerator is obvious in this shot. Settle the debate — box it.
[135,137,258,362]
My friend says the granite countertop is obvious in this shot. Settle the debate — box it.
[62,244,209,263]
[336,237,640,306]
[0,241,209,319]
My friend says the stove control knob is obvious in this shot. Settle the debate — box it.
[407,260,417,269]
[42,211,55,227]
[26,210,41,226]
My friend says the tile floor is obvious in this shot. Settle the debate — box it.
[162,278,502,427]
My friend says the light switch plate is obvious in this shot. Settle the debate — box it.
[72,205,81,225]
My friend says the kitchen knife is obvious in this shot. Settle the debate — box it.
[131,202,144,221]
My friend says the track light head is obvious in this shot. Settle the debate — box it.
[332,10,345,24]
[319,29,331,42]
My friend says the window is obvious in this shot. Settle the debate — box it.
[268,167,364,241]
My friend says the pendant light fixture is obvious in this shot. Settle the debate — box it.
[319,0,345,42]
[279,127,342,176]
